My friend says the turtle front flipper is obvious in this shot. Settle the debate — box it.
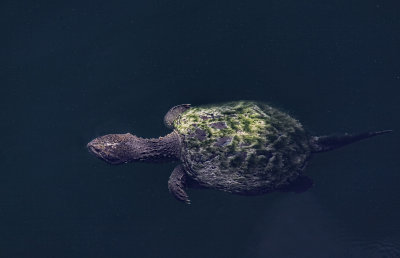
[164,104,191,129]
[168,165,191,204]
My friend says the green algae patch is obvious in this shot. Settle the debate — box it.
[173,101,311,194]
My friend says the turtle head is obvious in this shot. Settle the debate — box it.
[87,132,181,164]
[87,133,136,164]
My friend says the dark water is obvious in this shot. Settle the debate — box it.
[1,1,400,257]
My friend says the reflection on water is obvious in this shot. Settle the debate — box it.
[255,192,400,258]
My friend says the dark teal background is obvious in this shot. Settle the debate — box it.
[1,1,399,257]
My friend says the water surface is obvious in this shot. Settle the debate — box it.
[1,0,399,257]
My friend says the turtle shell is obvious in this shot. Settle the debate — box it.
[173,101,311,194]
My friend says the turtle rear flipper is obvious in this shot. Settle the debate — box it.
[168,165,191,204]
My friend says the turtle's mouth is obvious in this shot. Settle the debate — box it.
[87,138,124,164]
[87,141,101,156]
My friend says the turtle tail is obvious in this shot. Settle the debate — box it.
[310,130,393,153]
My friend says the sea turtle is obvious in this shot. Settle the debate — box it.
[87,101,391,204]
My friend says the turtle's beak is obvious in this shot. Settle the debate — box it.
[87,135,127,164]
[87,139,102,156]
